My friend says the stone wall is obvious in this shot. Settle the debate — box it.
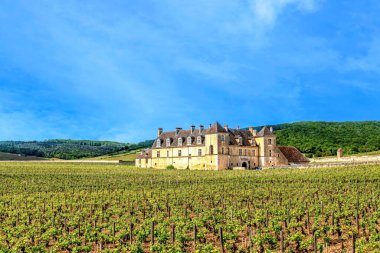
[309,155,380,164]
[271,159,380,169]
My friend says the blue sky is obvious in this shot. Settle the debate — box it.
[0,0,379,142]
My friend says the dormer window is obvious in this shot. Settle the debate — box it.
[238,136,243,145]
[197,136,202,144]
[220,135,225,142]
[156,139,161,148]
[178,137,183,146]
[187,136,192,145]
[166,138,171,147]
[268,139,272,145]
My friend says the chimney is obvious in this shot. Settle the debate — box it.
[157,128,163,137]
[269,126,273,133]
[224,124,228,131]
[199,125,204,132]
[249,127,257,136]
[191,125,195,134]
[176,127,182,134]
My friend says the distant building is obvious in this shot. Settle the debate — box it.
[136,122,309,170]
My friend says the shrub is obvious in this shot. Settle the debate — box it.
[166,165,176,170]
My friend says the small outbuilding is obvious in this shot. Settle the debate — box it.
[277,146,310,164]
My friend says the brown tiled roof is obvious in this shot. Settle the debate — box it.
[206,122,227,134]
[152,122,259,148]
[153,129,203,148]
[227,129,255,146]
[153,122,227,148]
[256,126,275,137]
[278,146,310,163]
[136,149,152,159]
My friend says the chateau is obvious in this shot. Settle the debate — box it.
[135,122,309,170]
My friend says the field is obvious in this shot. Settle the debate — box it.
[89,151,139,162]
[0,163,379,252]
[0,152,45,161]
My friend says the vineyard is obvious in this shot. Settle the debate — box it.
[0,163,379,252]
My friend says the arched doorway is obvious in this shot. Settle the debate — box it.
[242,162,248,169]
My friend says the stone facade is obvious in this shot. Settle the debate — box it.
[135,122,307,170]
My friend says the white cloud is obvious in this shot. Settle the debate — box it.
[1,0,342,142]
[0,111,59,141]
[252,0,317,25]
[339,80,380,92]
[345,37,380,73]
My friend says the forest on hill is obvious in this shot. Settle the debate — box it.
[0,121,378,159]
[273,121,380,157]
[0,139,153,160]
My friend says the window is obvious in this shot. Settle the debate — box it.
[253,150,256,156]
[244,149,247,156]
[187,136,192,145]
[156,139,161,148]
[198,149,202,156]
[197,136,202,144]
[178,137,183,146]
[238,136,243,145]
[239,149,242,156]
[157,151,160,158]
[167,150,169,157]
[178,150,182,157]
[268,139,272,145]
[222,147,224,154]
[166,138,171,147]
[269,150,272,157]
[220,135,225,141]
[209,145,214,155]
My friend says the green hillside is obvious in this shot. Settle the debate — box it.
[0,152,46,161]
[0,121,378,159]
[90,150,140,161]
[273,121,380,157]
[0,140,126,160]
[0,139,154,160]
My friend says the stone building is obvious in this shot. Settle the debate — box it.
[135,122,309,170]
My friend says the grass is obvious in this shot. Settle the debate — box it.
[349,150,380,156]
[88,150,140,161]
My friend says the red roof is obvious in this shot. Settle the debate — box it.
[278,146,310,163]
[136,149,152,159]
